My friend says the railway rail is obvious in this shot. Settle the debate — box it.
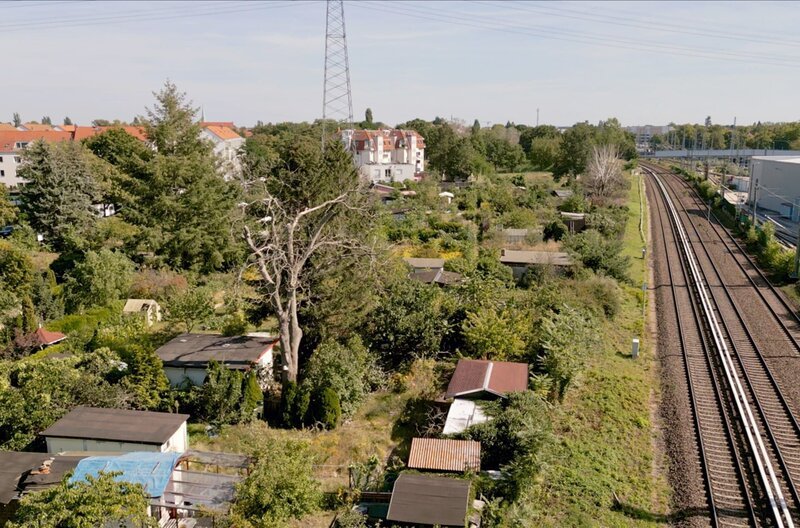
[644,162,800,527]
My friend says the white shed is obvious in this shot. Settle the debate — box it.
[41,407,189,454]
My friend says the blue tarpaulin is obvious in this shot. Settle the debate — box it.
[69,451,182,497]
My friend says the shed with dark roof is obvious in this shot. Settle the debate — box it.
[156,333,278,387]
[446,359,528,399]
[41,407,189,454]
[386,473,471,527]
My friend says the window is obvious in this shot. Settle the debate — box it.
[14,156,20,163]
[385,169,392,178]
[0,170,4,176]
[15,142,28,149]
[0,157,3,162]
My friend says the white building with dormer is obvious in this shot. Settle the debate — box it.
[342,129,425,183]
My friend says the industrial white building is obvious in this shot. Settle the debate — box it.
[748,156,800,221]
[342,129,425,183]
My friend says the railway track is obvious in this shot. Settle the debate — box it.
[644,163,800,527]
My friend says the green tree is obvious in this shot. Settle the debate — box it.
[0,184,16,226]
[191,360,244,424]
[553,122,595,180]
[0,240,34,298]
[230,439,321,524]
[18,141,100,250]
[309,387,341,429]
[12,112,21,127]
[563,229,629,282]
[536,305,595,401]
[462,307,528,360]
[301,337,380,418]
[131,81,240,271]
[241,370,263,421]
[365,107,373,125]
[165,288,214,332]
[41,116,52,125]
[117,344,170,410]
[528,136,561,170]
[8,471,155,528]
[63,116,73,126]
[64,249,135,311]
[32,269,63,323]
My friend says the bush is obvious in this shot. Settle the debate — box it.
[563,229,629,282]
[542,220,566,242]
[301,337,381,418]
[310,387,341,429]
[335,509,368,528]
[582,275,621,319]
[64,249,135,311]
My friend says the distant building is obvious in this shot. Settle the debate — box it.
[0,130,73,188]
[343,129,425,183]
[122,299,162,327]
[624,125,672,150]
[41,407,189,454]
[155,333,279,387]
[200,122,245,180]
[404,257,445,272]
[749,156,800,220]
[499,248,574,279]
[15,328,67,351]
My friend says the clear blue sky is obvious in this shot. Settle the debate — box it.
[4,0,799,127]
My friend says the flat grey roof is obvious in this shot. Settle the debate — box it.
[500,249,573,266]
[404,257,445,270]
[156,333,278,370]
[387,473,470,527]
[0,452,45,504]
[41,407,189,445]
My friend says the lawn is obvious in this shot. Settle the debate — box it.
[528,170,672,526]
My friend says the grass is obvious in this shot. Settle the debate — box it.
[529,171,672,526]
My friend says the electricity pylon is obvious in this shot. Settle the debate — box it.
[322,0,353,148]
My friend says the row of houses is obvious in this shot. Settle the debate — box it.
[0,121,244,189]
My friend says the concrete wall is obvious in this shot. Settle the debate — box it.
[359,163,419,183]
[749,158,800,218]
[164,366,209,387]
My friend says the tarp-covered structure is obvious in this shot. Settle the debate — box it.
[69,452,181,497]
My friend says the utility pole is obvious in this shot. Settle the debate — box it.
[536,108,540,127]
[751,182,759,228]
[321,0,354,149]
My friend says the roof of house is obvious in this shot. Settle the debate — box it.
[0,452,47,504]
[200,121,236,128]
[70,452,182,498]
[0,123,17,131]
[156,333,279,370]
[404,257,445,270]
[16,328,67,349]
[20,123,54,131]
[386,473,471,527]
[409,269,463,286]
[407,438,481,472]
[560,211,586,220]
[442,398,490,435]
[18,455,87,495]
[123,299,159,313]
[41,407,189,445]
[446,359,529,399]
[499,249,573,266]
[202,125,242,141]
[552,189,574,198]
[0,130,73,152]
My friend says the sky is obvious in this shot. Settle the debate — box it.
[4,0,800,128]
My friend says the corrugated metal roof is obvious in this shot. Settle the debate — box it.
[407,438,481,472]
[386,473,470,527]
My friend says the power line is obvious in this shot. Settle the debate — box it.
[0,1,315,33]
[354,1,800,69]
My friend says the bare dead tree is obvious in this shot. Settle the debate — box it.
[585,144,624,204]
[242,169,370,384]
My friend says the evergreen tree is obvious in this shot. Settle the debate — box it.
[20,295,37,333]
[241,370,263,421]
[0,185,16,226]
[32,270,63,323]
[130,81,240,271]
[471,119,481,135]
[364,108,373,125]
[18,141,99,250]
[63,116,73,126]
[41,116,52,125]
[12,113,20,127]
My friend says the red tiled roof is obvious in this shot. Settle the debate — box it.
[73,126,147,142]
[202,125,241,141]
[17,328,67,348]
[0,130,73,152]
[200,121,236,128]
[446,359,528,398]
[0,123,17,131]
[407,438,481,472]
[20,123,54,131]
